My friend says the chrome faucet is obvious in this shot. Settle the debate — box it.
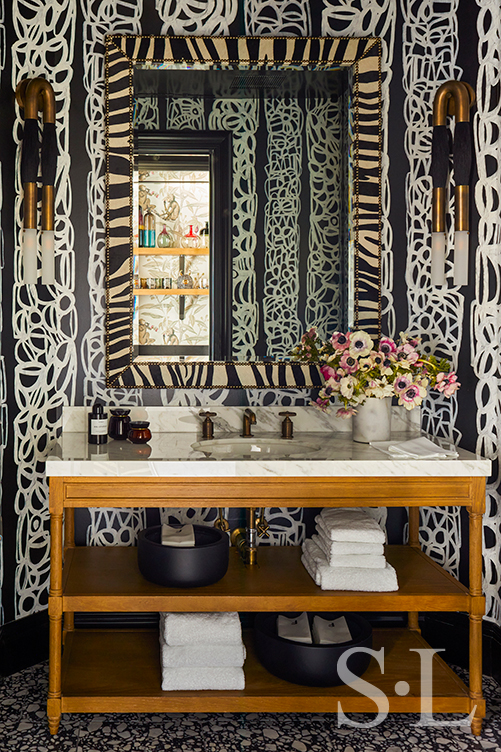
[242,408,256,437]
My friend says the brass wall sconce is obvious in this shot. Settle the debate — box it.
[431,80,475,286]
[16,77,57,285]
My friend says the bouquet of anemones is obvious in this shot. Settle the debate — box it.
[290,329,460,418]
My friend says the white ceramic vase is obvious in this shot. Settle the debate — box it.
[352,397,392,443]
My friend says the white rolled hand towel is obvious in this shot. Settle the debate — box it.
[311,534,386,569]
[319,508,386,544]
[315,516,384,556]
[160,641,246,668]
[161,665,245,691]
[302,538,398,592]
[159,612,241,646]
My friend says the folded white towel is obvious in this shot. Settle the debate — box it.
[302,538,398,592]
[160,641,246,668]
[161,523,195,547]
[370,437,459,459]
[277,612,312,644]
[315,517,384,556]
[311,534,386,569]
[159,612,242,646]
[319,508,386,544]
[161,666,245,691]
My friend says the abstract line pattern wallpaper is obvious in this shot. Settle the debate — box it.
[400,0,463,579]
[472,0,501,623]
[0,0,498,634]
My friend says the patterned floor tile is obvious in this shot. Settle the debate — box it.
[1,661,501,751]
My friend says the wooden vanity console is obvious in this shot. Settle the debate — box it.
[48,474,486,735]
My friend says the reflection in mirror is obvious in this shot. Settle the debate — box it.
[105,36,382,389]
[134,156,211,361]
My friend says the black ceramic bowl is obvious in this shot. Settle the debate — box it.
[137,524,229,588]
[254,612,372,687]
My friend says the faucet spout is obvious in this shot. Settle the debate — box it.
[242,408,256,437]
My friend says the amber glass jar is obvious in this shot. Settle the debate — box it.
[128,421,152,444]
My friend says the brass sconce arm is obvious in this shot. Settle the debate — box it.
[15,77,57,284]
[430,80,475,286]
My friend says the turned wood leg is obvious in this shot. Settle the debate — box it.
[408,507,421,632]
[469,484,486,736]
[48,501,63,735]
[63,508,75,644]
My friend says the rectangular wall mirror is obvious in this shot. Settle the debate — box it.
[105,35,382,389]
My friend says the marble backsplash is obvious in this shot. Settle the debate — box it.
[62,404,421,435]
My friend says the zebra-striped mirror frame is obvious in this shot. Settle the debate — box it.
[105,35,382,389]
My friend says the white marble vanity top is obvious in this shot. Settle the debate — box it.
[45,430,490,478]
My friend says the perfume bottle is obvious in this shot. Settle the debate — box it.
[181,225,200,249]
[144,209,156,248]
[88,402,108,445]
[138,207,145,247]
[199,221,209,248]
[157,225,173,248]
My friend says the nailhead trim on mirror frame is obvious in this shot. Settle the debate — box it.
[105,35,382,389]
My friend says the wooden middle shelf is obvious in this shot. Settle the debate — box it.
[134,247,209,256]
[134,288,209,296]
[62,545,469,613]
[60,628,470,714]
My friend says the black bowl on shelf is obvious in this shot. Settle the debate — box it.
[254,612,372,687]
[137,524,229,588]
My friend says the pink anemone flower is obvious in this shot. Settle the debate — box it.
[398,382,426,410]
[394,374,412,393]
[435,371,460,397]
[379,337,397,355]
[336,406,356,419]
[339,351,359,374]
[330,332,351,350]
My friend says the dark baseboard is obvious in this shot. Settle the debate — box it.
[0,610,49,677]
[1,610,500,682]
[421,612,501,682]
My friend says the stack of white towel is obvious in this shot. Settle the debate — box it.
[301,507,398,592]
[159,612,246,690]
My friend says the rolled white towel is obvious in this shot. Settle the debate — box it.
[161,665,245,691]
[315,516,384,556]
[319,508,386,544]
[302,538,398,592]
[159,612,241,646]
[160,641,246,668]
[311,534,386,569]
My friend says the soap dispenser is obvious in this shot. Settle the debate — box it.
[88,402,108,445]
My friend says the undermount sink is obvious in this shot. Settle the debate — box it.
[191,437,321,458]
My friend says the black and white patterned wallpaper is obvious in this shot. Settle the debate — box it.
[0,0,499,632]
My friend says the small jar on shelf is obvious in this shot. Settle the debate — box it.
[181,225,201,249]
[199,221,210,248]
[157,225,173,248]
[144,210,156,248]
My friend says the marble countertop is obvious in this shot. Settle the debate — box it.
[45,431,491,478]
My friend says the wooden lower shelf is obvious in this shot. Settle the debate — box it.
[60,628,471,715]
[61,545,469,613]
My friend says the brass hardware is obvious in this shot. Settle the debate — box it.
[22,182,37,230]
[242,408,256,438]
[432,186,446,234]
[214,508,230,533]
[199,411,216,440]
[231,507,269,566]
[433,80,474,127]
[256,508,270,538]
[279,411,296,440]
[42,185,54,232]
[455,184,469,233]
[16,78,56,123]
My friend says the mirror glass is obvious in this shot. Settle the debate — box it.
[105,36,382,389]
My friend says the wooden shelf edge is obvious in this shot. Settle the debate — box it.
[134,247,209,255]
[134,288,209,296]
[59,629,471,715]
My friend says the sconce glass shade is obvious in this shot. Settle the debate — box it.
[453,230,469,286]
[431,232,446,286]
[22,228,37,284]
[41,230,55,285]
